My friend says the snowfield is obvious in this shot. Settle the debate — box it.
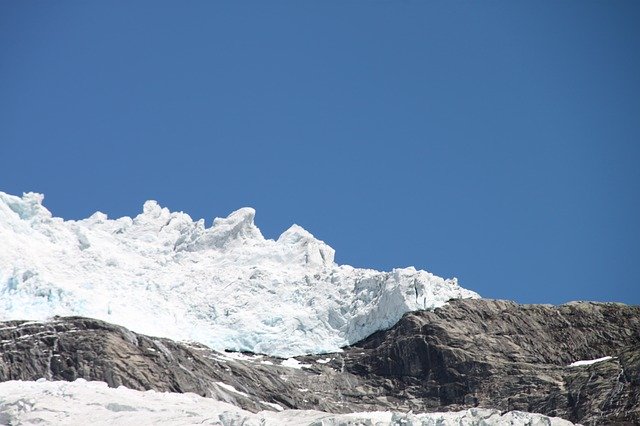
[0,379,576,426]
[0,192,478,357]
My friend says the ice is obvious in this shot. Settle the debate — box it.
[0,379,578,426]
[0,191,479,357]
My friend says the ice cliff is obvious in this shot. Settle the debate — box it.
[0,191,478,357]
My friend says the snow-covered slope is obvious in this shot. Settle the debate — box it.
[0,192,478,357]
[0,379,576,426]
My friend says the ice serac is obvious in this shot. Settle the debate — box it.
[0,191,479,357]
[182,207,264,251]
[277,224,335,267]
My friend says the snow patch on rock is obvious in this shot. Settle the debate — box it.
[568,356,614,367]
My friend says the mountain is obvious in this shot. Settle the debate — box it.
[0,191,477,357]
[1,191,638,425]
[1,299,638,425]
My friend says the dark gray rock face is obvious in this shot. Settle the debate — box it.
[341,299,640,425]
[0,299,638,425]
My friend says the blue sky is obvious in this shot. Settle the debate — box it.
[1,1,639,304]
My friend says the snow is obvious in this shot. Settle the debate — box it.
[0,379,577,425]
[280,358,312,369]
[214,382,250,398]
[0,191,479,357]
[568,356,614,367]
[260,401,285,411]
[212,350,264,362]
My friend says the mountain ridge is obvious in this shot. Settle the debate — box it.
[1,298,637,425]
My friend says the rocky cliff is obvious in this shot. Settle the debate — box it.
[1,299,638,425]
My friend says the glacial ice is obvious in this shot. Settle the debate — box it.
[0,191,479,357]
[0,379,578,425]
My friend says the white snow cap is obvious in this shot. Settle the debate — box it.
[0,191,479,357]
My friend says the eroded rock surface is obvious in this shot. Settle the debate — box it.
[1,299,638,425]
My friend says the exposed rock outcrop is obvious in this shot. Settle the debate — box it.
[341,299,640,425]
[1,299,638,425]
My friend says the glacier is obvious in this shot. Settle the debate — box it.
[0,379,577,426]
[0,191,478,357]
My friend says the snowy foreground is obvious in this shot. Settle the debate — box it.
[0,192,478,357]
[0,379,576,426]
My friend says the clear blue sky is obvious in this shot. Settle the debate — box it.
[2,1,639,304]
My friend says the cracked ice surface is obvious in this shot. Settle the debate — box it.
[0,192,478,357]
[0,380,577,426]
